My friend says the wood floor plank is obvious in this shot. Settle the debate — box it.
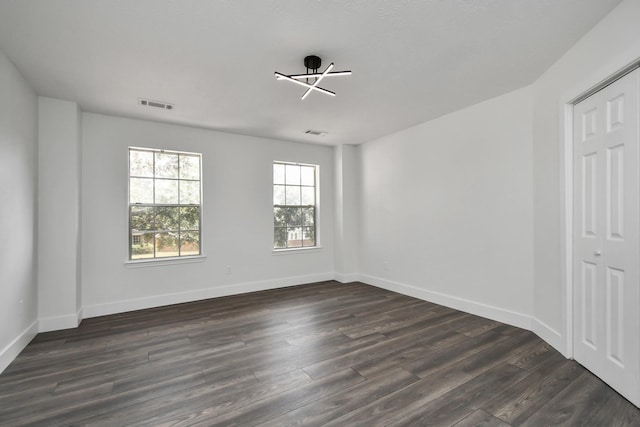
[73,368,304,426]
[256,367,419,427]
[302,319,469,380]
[0,281,638,426]
[352,329,469,379]
[180,368,365,426]
[321,355,480,426]
[586,388,640,427]
[482,357,584,425]
[520,370,618,426]
[508,339,562,371]
[452,409,511,427]
[386,363,529,426]
[404,329,510,378]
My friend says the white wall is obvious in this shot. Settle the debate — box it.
[334,144,360,282]
[531,0,640,352]
[0,50,39,372]
[358,86,534,328]
[38,97,82,331]
[81,114,335,316]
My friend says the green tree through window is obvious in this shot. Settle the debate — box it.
[273,162,317,249]
[129,148,202,260]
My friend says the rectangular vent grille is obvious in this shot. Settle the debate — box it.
[305,129,327,136]
[139,98,174,110]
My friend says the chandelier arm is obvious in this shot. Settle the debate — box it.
[301,63,334,100]
[276,70,352,80]
[274,72,336,96]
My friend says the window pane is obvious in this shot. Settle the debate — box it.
[155,153,179,178]
[130,178,153,203]
[274,228,287,249]
[131,206,154,230]
[155,179,179,204]
[302,207,315,226]
[300,166,315,186]
[130,150,154,177]
[285,164,300,185]
[179,155,200,180]
[274,207,286,227]
[131,232,154,259]
[155,206,179,230]
[287,227,303,247]
[301,187,315,205]
[274,185,286,205]
[285,207,302,226]
[180,231,200,256]
[302,226,315,247]
[180,180,200,204]
[286,186,301,205]
[180,206,200,230]
[129,148,202,260]
[156,232,179,257]
[273,163,285,185]
[273,161,317,250]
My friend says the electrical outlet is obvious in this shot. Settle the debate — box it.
[226,265,232,274]
[383,261,389,271]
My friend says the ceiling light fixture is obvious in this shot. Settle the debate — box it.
[275,55,351,100]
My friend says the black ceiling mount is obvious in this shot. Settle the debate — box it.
[304,55,322,71]
[275,55,352,100]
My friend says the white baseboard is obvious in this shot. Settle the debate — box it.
[83,272,335,319]
[532,317,564,355]
[39,309,83,332]
[0,320,38,374]
[334,272,359,283]
[358,274,533,331]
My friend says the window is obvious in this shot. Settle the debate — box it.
[273,161,317,249]
[128,147,202,260]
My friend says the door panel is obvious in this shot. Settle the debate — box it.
[605,266,624,366]
[582,152,598,237]
[606,143,624,240]
[580,261,598,349]
[573,68,639,407]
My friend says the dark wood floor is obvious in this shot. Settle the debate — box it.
[1,281,639,426]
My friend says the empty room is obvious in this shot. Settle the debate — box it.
[1,0,640,425]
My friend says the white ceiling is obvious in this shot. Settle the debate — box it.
[0,0,622,145]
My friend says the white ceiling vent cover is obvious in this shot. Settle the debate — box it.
[305,129,328,136]
[138,98,174,110]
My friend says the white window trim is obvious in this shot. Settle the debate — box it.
[127,146,203,262]
[124,254,207,268]
[272,246,323,255]
[273,160,320,251]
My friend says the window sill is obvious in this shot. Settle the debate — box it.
[124,255,207,268]
[272,246,323,255]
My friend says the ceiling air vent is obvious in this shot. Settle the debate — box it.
[305,129,328,137]
[138,98,174,110]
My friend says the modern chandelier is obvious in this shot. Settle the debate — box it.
[275,55,352,100]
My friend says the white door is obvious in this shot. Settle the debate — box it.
[573,68,640,406]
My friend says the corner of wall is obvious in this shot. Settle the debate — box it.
[37,97,82,324]
[0,49,39,374]
[531,316,565,356]
[0,321,38,374]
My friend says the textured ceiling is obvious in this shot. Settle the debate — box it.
[0,0,623,145]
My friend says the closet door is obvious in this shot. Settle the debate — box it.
[573,68,639,406]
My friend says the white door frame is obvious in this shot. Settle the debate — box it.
[562,59,640,359]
